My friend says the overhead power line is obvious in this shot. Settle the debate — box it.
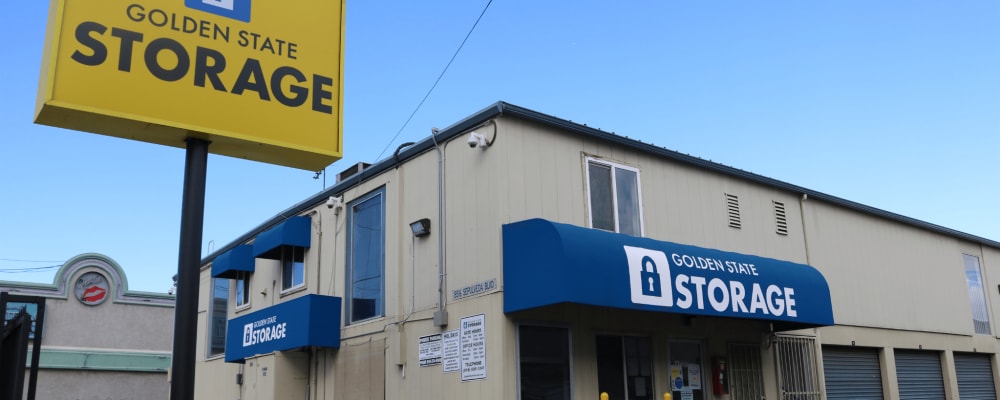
[375,0,495,161]
[0,264,63,273]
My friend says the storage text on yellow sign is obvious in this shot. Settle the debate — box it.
[36,0,345,170]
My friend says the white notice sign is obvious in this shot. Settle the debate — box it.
[442,329,461,373]
[460,314,487,381]
[687,364,702,390]
[418,334,442,367]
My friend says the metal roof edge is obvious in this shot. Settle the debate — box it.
[502,103,1000,248]
[201,101,999,266]
[499,104,1000,249]
[201,102,507,265]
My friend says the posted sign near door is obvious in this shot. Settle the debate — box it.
[417,314,487,381]
[672,364,702,400]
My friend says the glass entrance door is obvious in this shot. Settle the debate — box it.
[669,341,705,400]
[519,325,571,400]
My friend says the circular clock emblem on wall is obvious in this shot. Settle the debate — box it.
[74,271,110,306]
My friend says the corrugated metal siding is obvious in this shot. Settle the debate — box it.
[955,353,997,400]
[822,346,883,400]
[895,350,945,400]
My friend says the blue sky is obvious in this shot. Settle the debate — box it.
[2,1,998,292]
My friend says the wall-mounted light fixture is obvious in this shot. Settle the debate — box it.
[410,218,431,237]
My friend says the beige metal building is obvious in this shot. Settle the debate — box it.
[1,253,175,400]
[194,102,1000,400]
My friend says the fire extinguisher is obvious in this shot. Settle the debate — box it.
[712,357,729,395]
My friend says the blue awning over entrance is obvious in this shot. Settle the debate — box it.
[224,294,341,363]
[502,219,834,329]
[253,216,311,260]
[211,245,255,279]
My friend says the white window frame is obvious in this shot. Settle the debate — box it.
[346,187,387,324]
[234,271,251,310]
[585,156,645,236]
[963,253,991,335]
[206,278,229,359]
[279,246,306,294]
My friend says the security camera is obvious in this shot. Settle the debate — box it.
[467,132,487,148]
[325,196,343,211]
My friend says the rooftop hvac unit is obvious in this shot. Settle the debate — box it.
[336,162,372,183]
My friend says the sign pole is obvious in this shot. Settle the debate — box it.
[170,137,210,400]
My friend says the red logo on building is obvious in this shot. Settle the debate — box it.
[74,271,110,306]
[81,285,107,303]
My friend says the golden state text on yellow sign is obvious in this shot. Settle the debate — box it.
[35,0,344,170]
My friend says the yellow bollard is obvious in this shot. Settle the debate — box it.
[600,392,609,400]
[663,393,672,400]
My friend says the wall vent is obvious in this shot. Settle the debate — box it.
[725,193,741,229]
[774,201,788,236]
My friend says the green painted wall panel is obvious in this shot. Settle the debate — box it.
[30,348,170,372]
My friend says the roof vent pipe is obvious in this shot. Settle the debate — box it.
[394,142,415,166]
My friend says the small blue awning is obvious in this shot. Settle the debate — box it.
[502,219,834,330]
[211,245,255,279]
[224,294,341,363]
[253,216,311,260]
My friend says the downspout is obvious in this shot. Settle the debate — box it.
[427,119,498,328]
[394,142,417,326]
[798,193,812,265]
[314,211,322,300]
[307,348,314,400]
[312,214,321,400]
[432,128,449,327]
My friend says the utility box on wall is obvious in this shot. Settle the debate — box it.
[243,352,309,400]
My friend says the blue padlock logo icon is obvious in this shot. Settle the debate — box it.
[640,255,662,297]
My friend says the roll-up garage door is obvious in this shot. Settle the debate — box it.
[955,352,997,400]
[894,350,945,400]
[822,346,883,400]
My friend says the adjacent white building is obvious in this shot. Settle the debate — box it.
[1,253,175,400]
[194,102,1000,400]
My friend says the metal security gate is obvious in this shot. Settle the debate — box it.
[822,346,883,400]
[775,335,821,400]
[0,309,30,400]
[1,293,45,400]
[894,350,945,400]
[955,353,997,400]
[729,343,765,400]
